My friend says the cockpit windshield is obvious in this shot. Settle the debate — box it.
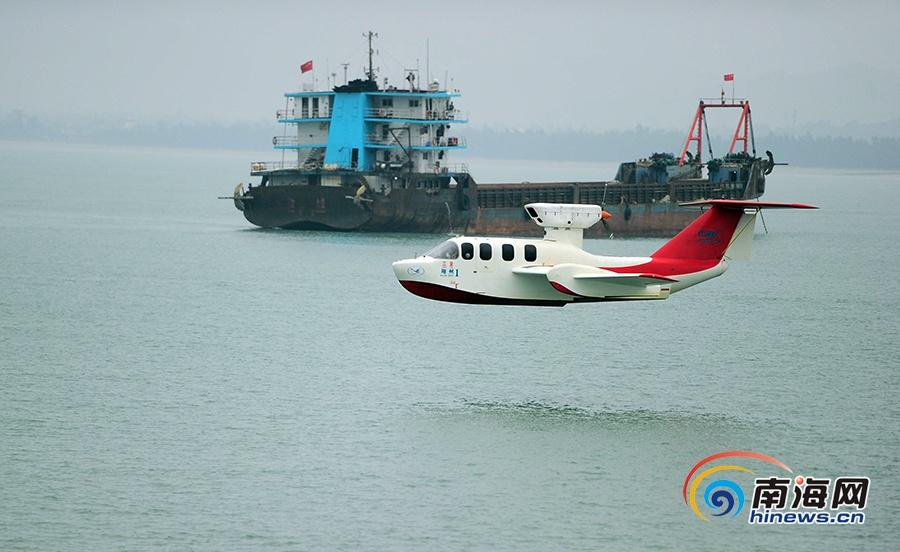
[424,240,459,259]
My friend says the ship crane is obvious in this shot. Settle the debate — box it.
[678,98,757,166]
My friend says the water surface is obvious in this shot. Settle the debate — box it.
[1,142,898,550]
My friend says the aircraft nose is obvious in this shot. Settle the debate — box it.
[392,258,426,280]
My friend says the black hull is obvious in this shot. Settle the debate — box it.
[241,179,477,234]
[236,162,766,238]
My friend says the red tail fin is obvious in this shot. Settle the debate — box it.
[652,206,742,260]
[652,200,817,261]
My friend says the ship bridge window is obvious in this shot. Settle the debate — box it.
[461,242,474,260]
[524,244,537,262]
[425,240,459,259]
[502,244,514,261]
[479,243,492,261]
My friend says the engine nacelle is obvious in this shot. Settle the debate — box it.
[524,203,607,229]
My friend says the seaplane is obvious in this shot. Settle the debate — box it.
[392,200,816,306]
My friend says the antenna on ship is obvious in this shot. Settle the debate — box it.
[340,63,350,85]
[364,31,378,82]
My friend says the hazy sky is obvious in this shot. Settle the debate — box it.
[3,0,899,133]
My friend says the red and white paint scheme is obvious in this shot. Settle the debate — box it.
[392,200,817,306]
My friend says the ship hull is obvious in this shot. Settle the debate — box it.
[240,185,723,237]
[237,160,766,237]
[240,174,478,233]
[473,203,698,238]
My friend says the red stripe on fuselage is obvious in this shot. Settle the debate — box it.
[602,258,720,277]
[398,280,569,307]
[549,281,580,296]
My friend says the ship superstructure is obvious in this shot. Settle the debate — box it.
[272,78,465,177]
[235,32,475,232]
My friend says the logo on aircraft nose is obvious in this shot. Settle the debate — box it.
[407,266,424,276]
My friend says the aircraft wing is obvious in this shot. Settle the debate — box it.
[547,264,673,299]
[573,272,678,286]
[512,266,553,276]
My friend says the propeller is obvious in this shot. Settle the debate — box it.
[599,182,614,238]
[765,150,775,175]
[600,208,613,238]
[345,183,374,207]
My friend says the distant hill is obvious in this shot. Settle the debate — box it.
[463,127,900,169]
[2,110,898,169]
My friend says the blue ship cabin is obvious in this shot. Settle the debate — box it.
[271,78,466,176]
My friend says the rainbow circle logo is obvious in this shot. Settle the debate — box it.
[682,451,792,521]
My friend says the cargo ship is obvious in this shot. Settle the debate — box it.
[226,34,777,237]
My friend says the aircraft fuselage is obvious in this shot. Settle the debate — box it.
[392,236,726,306]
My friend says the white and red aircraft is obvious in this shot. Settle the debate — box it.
[392,200,816,306]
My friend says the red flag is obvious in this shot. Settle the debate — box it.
[724,73,734,81]
[300,60,313,74]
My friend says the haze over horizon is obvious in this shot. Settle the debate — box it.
[3,0,899,136]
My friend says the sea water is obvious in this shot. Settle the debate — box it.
[1,141,898,550]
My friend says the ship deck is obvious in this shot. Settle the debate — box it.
[475,178,753,209]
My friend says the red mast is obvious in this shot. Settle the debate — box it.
[678,99,754,166]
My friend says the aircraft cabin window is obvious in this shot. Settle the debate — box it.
[502,244,514,261]
[524,244,537,262]
[425,240,459,259]
[461,242,474,260]
[479,243,492,261]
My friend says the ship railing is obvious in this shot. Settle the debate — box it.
[273,136,298,146]
[272,136,329,147]
[430,163,469,175]
[277,108,331,120]
[365,108,467,121]
[366,135,467,148]
[408,136,466,148]
[429,136,466,148]
[250,160,303,172]
[366,132,410,145]
[249,160,470,174]
[699,97,749,106]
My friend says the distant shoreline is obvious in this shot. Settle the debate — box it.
[3,138,899,176]
[3,109,899,169]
